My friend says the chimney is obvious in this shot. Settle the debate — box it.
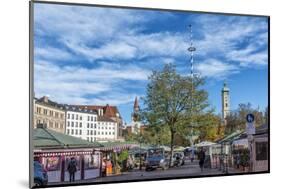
[43,96,49,103]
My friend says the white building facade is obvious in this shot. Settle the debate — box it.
[65,106,118,142]
[96,117,118,142]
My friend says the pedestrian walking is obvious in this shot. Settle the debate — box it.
[198,148,206,172]
[67,157,77,182]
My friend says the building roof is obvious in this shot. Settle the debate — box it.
[134,96,139,110]
[64,105,97,115]
[36,96,64,110]
[97,116,115,122]
[222,81,230,92]
[33,126,102,149]
[77,104,121,118]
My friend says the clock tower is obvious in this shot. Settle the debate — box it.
[222,81,230,124]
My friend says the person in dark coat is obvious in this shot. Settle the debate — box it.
[67,157,77,182]
[198,148,206,172]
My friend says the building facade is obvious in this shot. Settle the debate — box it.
[96,116,118,142]
[34,96,65,133]
[65,106,98,142]
[222,82,230,123]
[76,104,123,140]
[65,106,118,142]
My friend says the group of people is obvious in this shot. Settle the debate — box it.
[66,149,206,182]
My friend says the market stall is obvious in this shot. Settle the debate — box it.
[33,126,103,183]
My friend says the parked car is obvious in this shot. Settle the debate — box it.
[145,148,169,171]
[34,161,48,187]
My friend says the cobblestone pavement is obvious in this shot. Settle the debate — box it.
[48,160,243,186]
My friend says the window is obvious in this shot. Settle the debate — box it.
[94,117,97,121]
[225,103,228,107]
[105,127,107,130]
[79,130,82,135]
[72,114,74,119]
[256,142,268,161]
[67,121,70,127]
[87,123,89,128]
[87,137,89,141]
[91,116,93,121]
[91,137,93,142]
[79,122,82,128]
[76,114,78,120]
[109,132,111,135]
[113,132,115,135]
[55,112,58,118]
[71,129,74,135]
[43,109,48,115]
[87,130,89,135]
[87,116,90,121]
[36,107,41,114]
[98,132,100,135]
[94,124,97,129]
[94,131,96,135]
[61,113,64,119]
[71,122,74,127]
[91,123,93,128]
[67,113,70,119]
[50,111,53,116]
[55,123,58,128]
[75,129,78,135]
[105,132,107,135]
[102,132,104,135]
[90,130,93,135]
[80,116,82,120]
[67,129,70,134]
[75,122,78,127]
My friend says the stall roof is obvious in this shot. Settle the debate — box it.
[195,141,216,147]
[99,141,139,151]
[33,127,102,149]
[216,130,245,144]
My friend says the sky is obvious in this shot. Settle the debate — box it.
[33,3,268,124]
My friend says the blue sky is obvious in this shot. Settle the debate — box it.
[34,3,268,124]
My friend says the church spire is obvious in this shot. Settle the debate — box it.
[134,96,139,112]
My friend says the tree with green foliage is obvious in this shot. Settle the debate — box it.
[141,63,211,167]
[225,103,267,134]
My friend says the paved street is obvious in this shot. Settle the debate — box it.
[48,160,242,186]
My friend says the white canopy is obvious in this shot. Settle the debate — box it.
[195,141,216,147]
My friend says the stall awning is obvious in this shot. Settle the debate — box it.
[195,141,216,147]
[99,142,139,151]
[33,127,103,149]
[216,130,245,144]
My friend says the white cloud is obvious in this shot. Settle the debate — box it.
[194,15,268,67]
[196,59,239,79]
[34,4,268,105]
[35,46,73,61]
[34,60,151,105]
